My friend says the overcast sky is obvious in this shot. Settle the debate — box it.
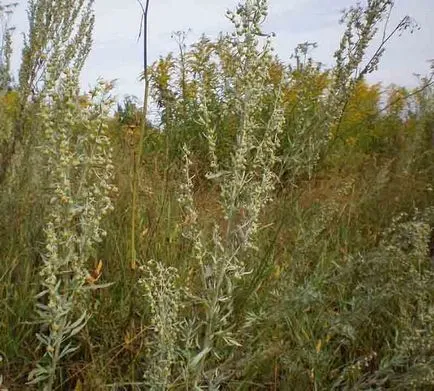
[9,0,434,100]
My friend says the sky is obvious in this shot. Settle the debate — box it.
[8,0,434,101]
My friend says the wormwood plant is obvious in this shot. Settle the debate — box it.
[19,0,94,100]
[0,0,95,185]
[332,208,434,389]
[281,0,418,184]
[0,1,15,165]
[139,260,181,389]
[173,0,285,387]
[28,71,116,389]
[0,1,15,91]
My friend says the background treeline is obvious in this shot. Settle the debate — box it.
[0,0,433,389]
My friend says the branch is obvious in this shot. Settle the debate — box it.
[378,74,434,115]
[136,0,150,76]
[358,16,407,80]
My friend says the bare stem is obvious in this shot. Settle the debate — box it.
[131,0,150,270]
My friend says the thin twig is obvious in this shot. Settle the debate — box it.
[131,0,150,270]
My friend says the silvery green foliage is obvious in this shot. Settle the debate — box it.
[282,0,415,183]
[202,0,284,256]
[329,0,417,129]
[177,0,285,387]
[139,260,181,390]
[0,0,95,187]
[381,208,434,263]
[336,208,434,389]
[0,1,16,91]
[19,0,94,101]
[333,0,417,90]
[28,71,115,389]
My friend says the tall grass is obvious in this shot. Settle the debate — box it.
[0,0,433,389]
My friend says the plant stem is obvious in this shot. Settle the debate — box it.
[131,0,150,270]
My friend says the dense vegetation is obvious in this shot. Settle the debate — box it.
[1,0,433,389]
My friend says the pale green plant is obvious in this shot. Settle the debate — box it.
[176,0,285,387]
[0,0,95,185]
[27,71,116,389]
[333,208,434,389]
[0,1,15,91]
[19,0,94,100]
[0,1,15,152]
[327,0,417,139]
[281,0,418,184]
[139,260,181,390]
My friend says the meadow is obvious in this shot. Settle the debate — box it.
[0,0,433,389]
